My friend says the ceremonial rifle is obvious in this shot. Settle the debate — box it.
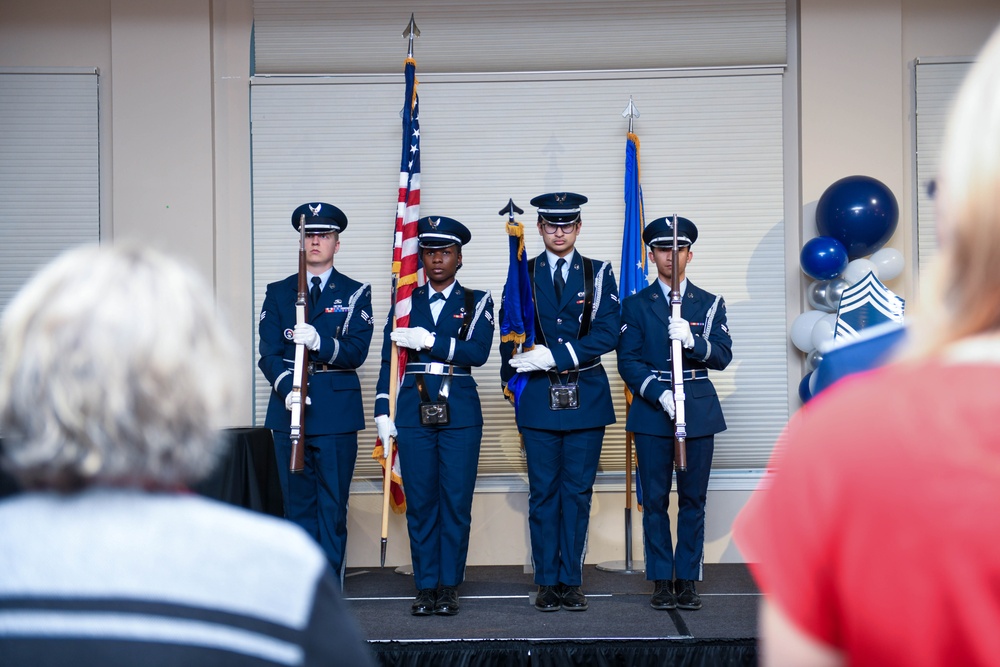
[670,214,688,472]
[289,214,309,473]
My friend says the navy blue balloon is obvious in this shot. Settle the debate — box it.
[798,372,814,404]
[800,236,849,280]
[816,175,899,260]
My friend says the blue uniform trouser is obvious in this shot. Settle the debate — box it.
[521,426,605,587]
[396,425,482,591]
[273,431,357,580]
[634,432,715,581]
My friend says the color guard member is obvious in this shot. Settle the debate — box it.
[374,216,495,617]
[617,216,732,611]
[259,202,374,581]
[501,192,620,612]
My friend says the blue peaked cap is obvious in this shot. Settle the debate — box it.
[418,216,472,248]
[644,216,698,248]
[530,192,589,224]
[291,202,348,234]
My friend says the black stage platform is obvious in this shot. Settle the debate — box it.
[345,563,759,666]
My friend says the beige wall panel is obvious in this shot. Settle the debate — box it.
[109,0,215,277]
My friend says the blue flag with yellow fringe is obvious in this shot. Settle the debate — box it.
[621,130,647,508]
[621,131,647,300]
[500,212,536,413]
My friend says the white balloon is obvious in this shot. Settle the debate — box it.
[810,312,838,351]
[870,247,904,281]
[790,310,826,353]
[843,258,879,286]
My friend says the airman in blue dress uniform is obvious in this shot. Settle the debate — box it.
[258,203,374,582]
[617,216,732,611]
[374,216,495,617]
[500,192,620,612]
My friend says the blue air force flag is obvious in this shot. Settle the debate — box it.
[500,216,536,412]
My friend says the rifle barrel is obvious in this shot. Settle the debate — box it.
[290,214,309,473]
[670,215,688,472]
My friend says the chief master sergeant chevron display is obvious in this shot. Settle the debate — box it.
[500,192,621,613]
[258,202,374,583]
[616,215,732,612]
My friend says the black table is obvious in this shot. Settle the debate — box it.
[194,427,285,517]
[0,428,285,518]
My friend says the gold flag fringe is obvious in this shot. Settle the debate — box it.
[506,220,526,261]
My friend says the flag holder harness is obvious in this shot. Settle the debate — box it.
[527,256,595,409]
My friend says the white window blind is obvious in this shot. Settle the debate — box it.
[250,68,787,479]
[0,69,100,312]
[914,58,973,280]
[252,0,787,75]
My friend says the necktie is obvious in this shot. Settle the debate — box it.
[310,276,321,309]
[554,258,566,301]
[429,291,445,303]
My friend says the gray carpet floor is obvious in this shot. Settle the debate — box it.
[344,563,759,643]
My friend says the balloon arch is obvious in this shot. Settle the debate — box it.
[793,175,902,402]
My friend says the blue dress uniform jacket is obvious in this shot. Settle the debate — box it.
[499,252,620,430]
[374,282,494,591]
[258,267,373,579]
[260,268,374,434]
[374,283,494,427]
[617,278,732,582]
[617,279,731,438]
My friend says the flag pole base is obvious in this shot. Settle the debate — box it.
[596,559,646,574]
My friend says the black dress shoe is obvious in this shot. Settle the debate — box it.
[650,579,676,610]
[559,584,589,611]
[534,585,561,612]
[411,588,436,616]
[434,586,460,616]
[675,579,702,610]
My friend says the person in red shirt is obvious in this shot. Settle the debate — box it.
[734,23,1000,667]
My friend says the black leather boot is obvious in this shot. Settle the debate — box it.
[650,579,677,610]
[675,579,702,610]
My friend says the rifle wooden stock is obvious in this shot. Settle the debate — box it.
[670,215,688,472]
[289,214,309,473]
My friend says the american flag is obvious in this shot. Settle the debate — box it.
[374,55,422,513]
[392,56,423,350]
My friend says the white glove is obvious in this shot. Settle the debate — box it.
[668,317,695,349]
[293,323,321,351]
[658,391,676,420]
[375,414,397,444]
[284,392,312,411]
[391,327,435,351]
[509,345,556,373]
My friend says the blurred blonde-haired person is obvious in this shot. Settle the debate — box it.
[0,244,374,666]
[734,24,1000,667]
